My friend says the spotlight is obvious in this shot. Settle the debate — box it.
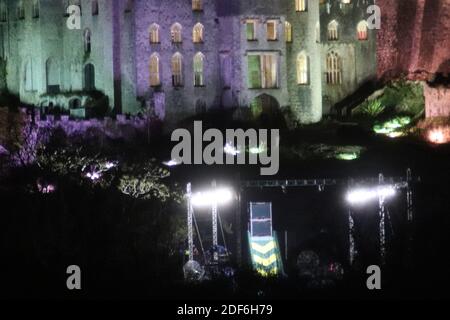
[191,187,233,207]
[346,186,396,205]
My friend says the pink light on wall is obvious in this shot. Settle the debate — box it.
[428,127,450,144]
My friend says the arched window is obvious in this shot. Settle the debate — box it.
[84,29,91,53]
[326,51,342,85]
[17,0,25,20]
[84,63,95,90]
[357,20,368,40]
[32,0,40,18]
[296,52,308,85]
[193,52,205,87]
[149,54,160,87]
[192,0,202,11]
[92,0,99,16]
[0,1,7,22]
[171,53,183,87]
[46,58,61,93]
[328,20,339,41]
[285,21,292,43]
[24,59,34,91]
[171,23,182,43]
[295,0,307,12]
[149,24,160,44]
[193,23,204,43]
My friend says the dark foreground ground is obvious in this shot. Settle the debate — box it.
[1,120,450,300]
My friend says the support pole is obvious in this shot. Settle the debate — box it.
[212,180,218,263]
[379,174,386,265]
[187,183,194,262]
[349,208,356,266]
[406,168,414,267]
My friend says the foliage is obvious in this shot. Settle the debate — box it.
[373,116,411,136]
[358,99,386,118]
[119,160,181,203]
[380,80,424,116]
[290,144,366,161]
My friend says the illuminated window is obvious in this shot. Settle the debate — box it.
[32,0,40,18]
[149,54,160,87]
[296,52,308,85]
[193,23,204,43]
[328,20,338,41]
[17,1,24,20]
[341,0,351,3]
[285,21,292,43]
[92,0,99,16]
[357,20,368,40]
[84,29,91,53]
[149,24,160,44]
[248,53,278,89]
[266,20,277,41]
[193,52,205,87]
[172,53,183,87]
[192,0,202,11]
[295,0,307,12]
[171,23,182,43]
[326,51,342,85]
[246,20,257,41]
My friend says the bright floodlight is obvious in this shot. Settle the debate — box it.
[163,159,181,167]
[224,143,240,156]
[346,186,396,205]
[191,187,233,207]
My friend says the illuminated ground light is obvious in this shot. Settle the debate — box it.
[335,152,359,161]
[428,128,449,144]
[373,116,411,137]
[163,159,181,167]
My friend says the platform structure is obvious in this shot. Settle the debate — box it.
[248,202,284,276]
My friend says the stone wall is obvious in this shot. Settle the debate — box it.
[424,84,450,118]
[377,0,450,81]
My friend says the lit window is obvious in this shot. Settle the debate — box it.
[247,53,278,89]
[84,29,91,54]
[266,20,277,41]
[193,23,204,43]
[92,0,99,16]
[328,20,338,41]
[246,20,257,41]
[194,52,205,87]
[295,0,307,12]
[149,24,160,44]
[149,54,161,87]
[341,0,351,4]
[357,20,368,40]
[296,52,308,85]
[192,0,202,11]
[172,53,183,87]
[285,21,292,43]
[326,51,342,85]
[171,23,182,43]
[32,0,40,18]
